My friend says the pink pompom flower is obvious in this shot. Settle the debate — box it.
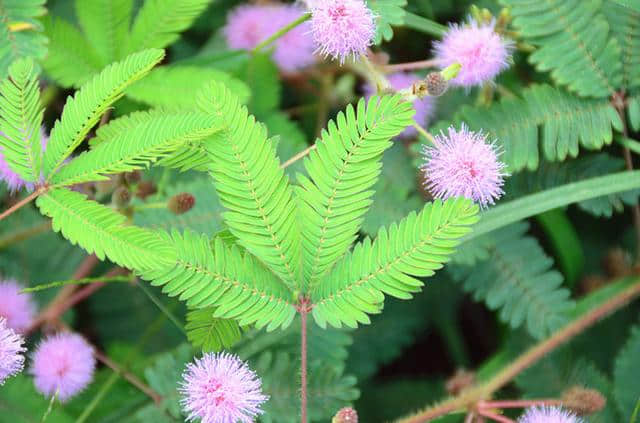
[0,279,37,333]
[364,72,435,139]
[31,332,96,402]
[422,125,507,208]
[0,127,49,192]
[310,0,376,64]
[434,19,513,88]
[518,406,583,423]
[0,318,26,385]
[179,352,268,423]
[224,4,315,72]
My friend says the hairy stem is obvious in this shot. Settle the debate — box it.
[384,59,440,73]
[480,399,562,409]
[137,281,186,336]
[300,307,309,423]
[281,144,317,169]
[94,349,162,404]
[0,187,45,221]
[477,409,514,423]
[252,13,311,54]
[395,278,640,422]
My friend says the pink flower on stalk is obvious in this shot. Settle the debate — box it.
[364,72,435,139]
[422,125,507,207]
[518,406,583,423]
[224,4,315,72]
[31,333,96,402]
[0,128,49,192]
[434,19,513,88]
[0,318,26,385]
[0,279,37,333]
[179,352,268,423]
[310,0,376,64]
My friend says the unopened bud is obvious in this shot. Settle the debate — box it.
[124,170,142,185]
[441,63,461,81]
[446,368,475,395]
[562,386,606,415]
[112,186,131,207]
[425,72,448,97]
[168,193,195,215]
[603,248,631,278]
[95,176,117,195]
[332,407,358,423]
[135,181,157,200]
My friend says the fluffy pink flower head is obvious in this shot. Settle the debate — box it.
[518,406,583,423]
[364,72,435,139]
[0,279,37,333]
[0,318,26,385]
[224,4,315,72]
[422,125,507,207]
[434,19,513,88]
[0,127,49,192]
[31,332,96,402]
[310,0,376,64]
[179,352,268,423]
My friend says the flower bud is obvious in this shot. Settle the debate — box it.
[562,386,606,415]
[168,193,195,215]
[111,186,131,208]
[332,407,358,423]
[135,181,157,200]
[425,72,448,97]
[124,171,142,185]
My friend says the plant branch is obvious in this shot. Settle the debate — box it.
[0,187,46,221]
[299,298,311,423]
[23,275,132,293]
[137,281,186,336]
[479,399,562,409]
[252,13,311,54]
[384,59,440,73]
[395,278,640,422]
[94,349,162,404]
[477,409,514,423]
[281,144,317,169]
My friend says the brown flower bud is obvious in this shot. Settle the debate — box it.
[135,181,157,200]
[602,248,631,278]
[332,407,358,423]
[445,368,475,396]
[562,386,606,415]
[124,170,142,185]
[168,193,195,215]
[426,72,448,97]
[111,186,131,208]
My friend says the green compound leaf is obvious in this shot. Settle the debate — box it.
[201,82,301,288]
[51,112,221,186]
[0,0,47,79]
[500,0,622,98]
[185,307,243,352]
[0,58,43,183]
[140,230,297,332]
[602,0,640,90]
[614,325,640,421]
[367,0,407,44]
[312,198,478,329]
[75,0,133,65]
[43,49,165,179]
[297,95,414,287]
[36,188,176,272]
[450,222,574,340]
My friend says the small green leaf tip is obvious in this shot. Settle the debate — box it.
[441,62,461,81]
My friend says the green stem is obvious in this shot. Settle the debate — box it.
[252,13,312,54]
[75,374,119,423]
[467,171,640,242]
[137,281,187,336]
[616,135,640,155]
[23,275,132,293]
[403,12,447,37]
[41,391,57,423]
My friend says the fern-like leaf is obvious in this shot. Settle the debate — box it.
[312,198,478,329]
[614,325,640,421]
[185,307,243,352]
[36,188,176,271]
[297,95,414,287]
[75,0,133,65]
[43,49,165,179]
[367,0,407,44]
[0,0,47,78]
[603,0,640,90]
[434,84,623,172]
[0,58,43,183]
[450,222,574,339]
[500,0,621,98]
[140,231,297,331]
[41,16,104,88]
[51,112,221,186]
[124,0,213,55]
[199,82,301,287]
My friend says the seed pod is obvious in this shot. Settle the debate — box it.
[332,407,358,423]
[112,186,131,208]
[168,193,196,215]
[135,181,157,200]
[426,72,448,97]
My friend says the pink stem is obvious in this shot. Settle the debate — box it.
[477,409,515,423]
[300,306,309,423]
[480,399,562,410]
